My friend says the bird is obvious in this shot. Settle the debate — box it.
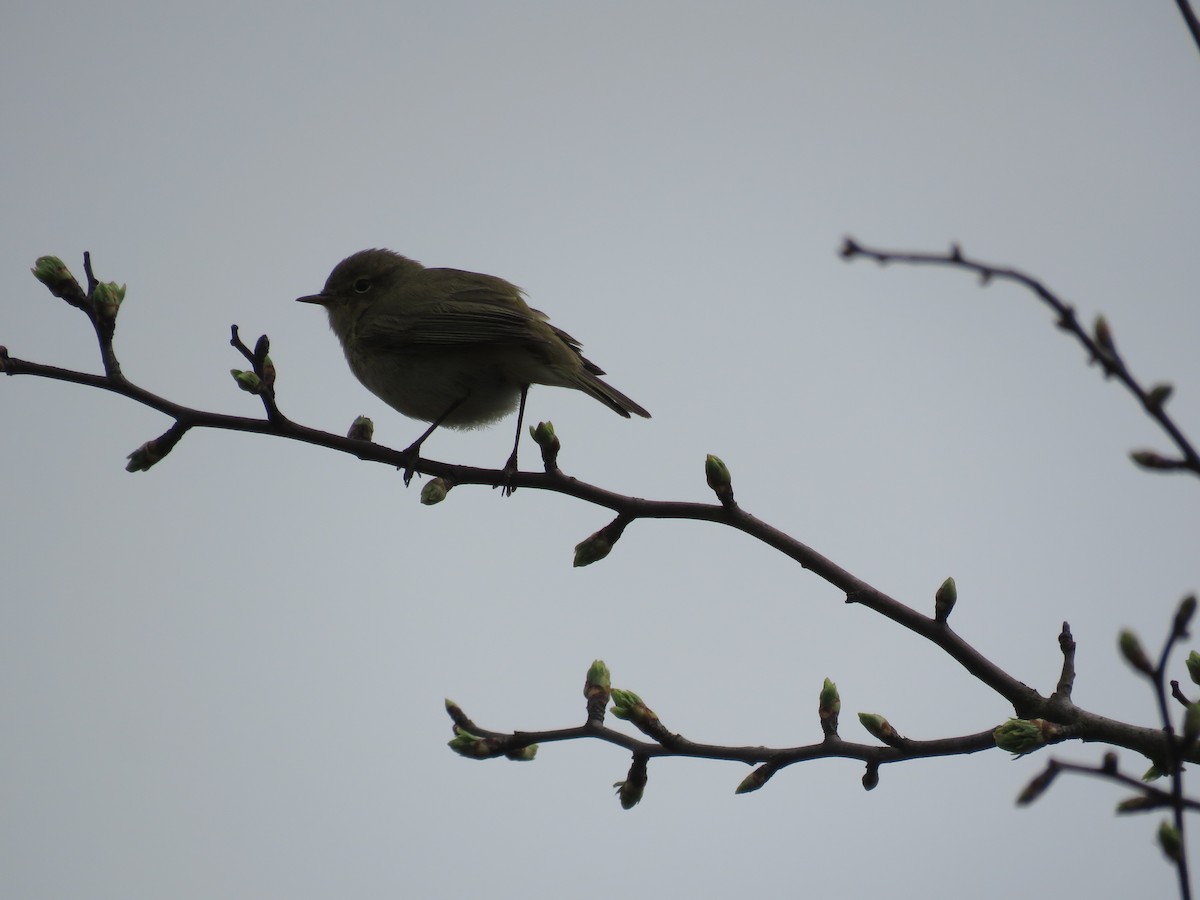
[297,249,650,490]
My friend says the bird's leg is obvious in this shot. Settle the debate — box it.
[400,396,466,485]
[500,385,529,496]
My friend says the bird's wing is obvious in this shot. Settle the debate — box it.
[355,268,558,351]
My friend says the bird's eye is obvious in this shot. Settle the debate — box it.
[353,278,371,294]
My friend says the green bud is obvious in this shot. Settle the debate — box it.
[584,659,612,723]
[573,517,627,568]
[573,530,613,567]
[705,454,731,489]
[530,420,558,448]
[610,688,664,738]
[1187,651,1200,687]
[819,678,840,734]
[704,454,735,505]
[31,255,71,287]
[346,416,375,441]
[230,369,263,394]
[125,440,162,473]
[858,712,901,745]
[1143,764,1164,782]
[993,718,1047,755]
[447,726,497,759]
[1116,796,1160,813]
[92,280,127,322]
[505,744,538,762]
[1158,820,1183,862]
[1118,630,1154,676]
[529,420,561,471]
[585,659,611,691]
[1147,383,1173,410]
[31,255,85,304]
[614,756,648,810]
[934,576,957,622]
[420,477,451,505]
[123,426,184,473]
[735,765,774,795]
[610,688,644,721]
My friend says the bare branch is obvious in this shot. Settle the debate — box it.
[840,239,1200,479]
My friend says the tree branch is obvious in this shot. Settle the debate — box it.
[840,238,1200,479]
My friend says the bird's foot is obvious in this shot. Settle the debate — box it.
[499,450,519,496]
[398,443,422,486]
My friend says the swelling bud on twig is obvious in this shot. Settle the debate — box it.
[861,763,880,792]
[609,688,670,741]
[610,689,652,724]
[504,744,538,762]
[1158,820,1183,862]
[858,712,904,746]
[1187,651,1200,687]
[584,659,612,723]
[1118,630,1154,677]
[1129,449,1173,470]
[818,678,840,736]
[124,425,185,473]
[529,420,561,471]
[125,441,163,472]
[347,416,375,441]
[613,755,648,810]
[1117,795,1161,813]
[573,530,613,567]
[735,765,776,795]
[230,369,263,394]
[993,718,1061,755]
[934,576,957,622]
[92,281,126,323]
[420,477,452,505]
[447,726,498,759]
[573,517,627,567]
[31,255,86,306]
[1146,383,1173,411]
[704,454,734,506]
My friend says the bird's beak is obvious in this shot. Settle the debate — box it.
[295,292,331,306]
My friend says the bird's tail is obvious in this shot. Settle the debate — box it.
[573,368,651,419]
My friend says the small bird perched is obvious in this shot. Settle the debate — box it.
[297,249,650,488]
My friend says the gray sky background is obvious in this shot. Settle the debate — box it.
[4,3,1200,898]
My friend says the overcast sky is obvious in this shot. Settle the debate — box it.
[4,3,1200,898]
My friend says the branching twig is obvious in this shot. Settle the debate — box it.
[840,239,1200,479]
[448,698,999,770]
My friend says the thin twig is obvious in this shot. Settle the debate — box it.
[841,239,1200,478]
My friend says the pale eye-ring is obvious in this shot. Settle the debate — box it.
[353,278,371,294]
